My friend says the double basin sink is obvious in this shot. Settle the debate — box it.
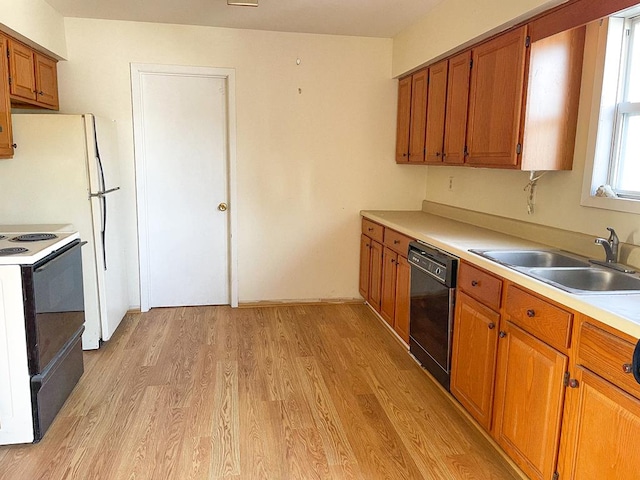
[471,249,640,294]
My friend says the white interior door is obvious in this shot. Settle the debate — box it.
[132,65,236,310]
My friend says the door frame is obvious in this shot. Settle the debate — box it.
[130,63,238,311]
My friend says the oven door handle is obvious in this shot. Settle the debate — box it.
[34,241,87,272]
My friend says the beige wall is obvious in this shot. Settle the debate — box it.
[0,0,67,58]
[392,0,563,77]
[422,22,640,248]
[57,18,427,306]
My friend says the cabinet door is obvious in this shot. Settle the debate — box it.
[408,69,428,163]
[450,292,499,430]
[425,60,448,164]
[394,255,410,343]
[380,247,398,326]
[558,367,640,479]
[0,36,14,158]
[359,234,372,300]
[466,26,528,168]
[395,76,412,163]
[34,53,59,109]
[7,39,36,102]
[442,50,471,165]
[493,321,567,480]
[369,240,383,312]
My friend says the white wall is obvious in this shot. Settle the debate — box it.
[421,22,640,246]
[0,0,67,58]
[392,0,563,77]
[58,18,427,306]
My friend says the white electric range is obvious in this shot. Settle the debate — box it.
[0,229,85,445]
[0,231,80,265]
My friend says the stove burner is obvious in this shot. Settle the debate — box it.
[10,233,58,242]
[0,247,29,256]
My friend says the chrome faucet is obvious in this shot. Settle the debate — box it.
[595,227,619,263]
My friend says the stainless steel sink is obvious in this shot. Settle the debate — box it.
[470,248,640,294]
[527,267,640,294]
[472,249,591,268]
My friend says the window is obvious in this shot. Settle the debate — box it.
[610,16,640,198]
[582,11,640,213]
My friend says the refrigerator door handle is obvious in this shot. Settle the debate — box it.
[89,186,120,198]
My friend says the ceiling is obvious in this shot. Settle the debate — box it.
[43,0,442,38]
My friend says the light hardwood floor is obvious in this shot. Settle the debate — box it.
[0,304,520,479]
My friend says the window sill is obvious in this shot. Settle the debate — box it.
[580,191,640,214]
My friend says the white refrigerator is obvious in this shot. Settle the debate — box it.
[0,113,129,349]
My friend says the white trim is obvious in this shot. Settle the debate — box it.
[580,18,640,215]
[130,63,239,311]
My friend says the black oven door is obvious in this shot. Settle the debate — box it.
[409,265,455,389]
[22,240,85,374]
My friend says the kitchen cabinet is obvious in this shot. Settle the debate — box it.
[395,76,412,163]
[424,60,448,164]
[7,38,59,110]
[408,69,428,163]
[442,51,471,165]
[466,26,528,168]
[396,22,584,170]
[396,69,428,164]
[557,318,640,479]
[359,218,412,343]
[451,262,502,430]
[450,290,499,430]
[466,25,584,169]
[359,219,384,312]
[0,35,14,158]
[380,228,412,343]
[492,284,572,480]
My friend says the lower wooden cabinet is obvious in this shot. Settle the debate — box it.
[380,247,398,326]
[558,367,640,479]
[394,255,411,343]
[450,291,499,430]
[359,218,411,344]
[492,321,568,480]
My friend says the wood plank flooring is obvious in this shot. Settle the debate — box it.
[0,304,520,479]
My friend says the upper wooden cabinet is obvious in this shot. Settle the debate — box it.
[395,76,412,163]
[7,38,59,110]
[396,23,585,170]
[466,27,528,168]
[442,51,471,165]
[408,69,428,163]
[0,36,14,159]
[425,60,448,164]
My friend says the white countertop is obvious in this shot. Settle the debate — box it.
[361,210,640,339]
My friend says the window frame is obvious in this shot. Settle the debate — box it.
[581,14,640,213]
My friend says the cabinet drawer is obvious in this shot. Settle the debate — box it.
[383,229,412,256]
[505,286,572,351]
[362,218,383,243]
[578,321,640,399]
[458,262,502,310]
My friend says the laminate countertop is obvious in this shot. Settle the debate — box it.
[361,210,640,339]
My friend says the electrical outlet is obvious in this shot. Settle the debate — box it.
[448,176,454,191]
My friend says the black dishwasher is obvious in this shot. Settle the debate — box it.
[408,241,458,390]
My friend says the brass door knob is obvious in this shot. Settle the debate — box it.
[217,202,228,212]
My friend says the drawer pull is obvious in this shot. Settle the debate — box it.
[623,363,633,374]
[499,331,507,339]
[368,227,374,232]
[488,322,496,330]
[471,280,479,287]
[526,309,536,318]
[394,240,400,244]
[568,378,579,388]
